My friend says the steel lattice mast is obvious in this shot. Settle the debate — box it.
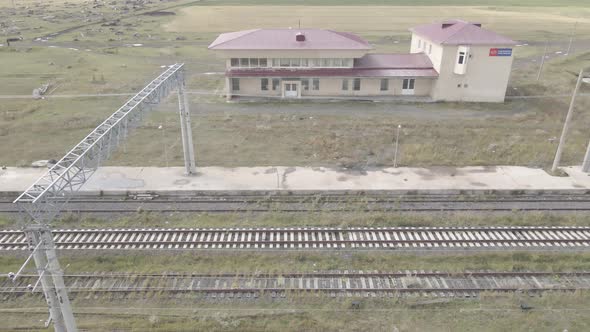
[12,63,196,331]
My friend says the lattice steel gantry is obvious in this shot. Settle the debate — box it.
[11,63,195,332]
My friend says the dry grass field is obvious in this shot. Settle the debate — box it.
[165,5,590,41]
[1,1,590,169]
[2,293,590,331]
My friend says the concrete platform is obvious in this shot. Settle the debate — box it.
[1,166,589,194]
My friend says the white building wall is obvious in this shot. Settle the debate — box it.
[411,32,514,102]
[410,35,444,73]
[431,43,514,102]
[228,77,433,98]
[229,77,281,97]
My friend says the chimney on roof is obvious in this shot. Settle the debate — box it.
[296,32,305,42]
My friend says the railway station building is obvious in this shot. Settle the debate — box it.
[208,19,516,102]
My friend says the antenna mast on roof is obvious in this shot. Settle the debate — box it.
[298,19,301,29]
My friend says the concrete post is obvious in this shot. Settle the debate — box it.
[177,76,197,175]
[225,77,232,101]
[582,139,590,173]
[551,69,584,173]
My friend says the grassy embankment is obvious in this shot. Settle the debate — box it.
[1,3,590,168]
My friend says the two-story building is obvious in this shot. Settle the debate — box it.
[208,19,516,102]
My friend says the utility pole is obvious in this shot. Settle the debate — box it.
[551,69,584,173]
[536,40,549,81]
[566,22,577,56]
[177,74,197,175]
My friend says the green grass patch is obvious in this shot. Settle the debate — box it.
[3,251,590,275]
[3,293,590,331]
[2,210,590,230]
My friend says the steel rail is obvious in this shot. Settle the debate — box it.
[1,227,590,251]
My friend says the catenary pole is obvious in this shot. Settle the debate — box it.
[177,74,197,175]
[551,69,584,173]
[12,64,191,332]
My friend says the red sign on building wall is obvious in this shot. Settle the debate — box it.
[489,48,512,56]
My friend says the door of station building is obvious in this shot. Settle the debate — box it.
[402,78,415,95]
[283,82,300,98]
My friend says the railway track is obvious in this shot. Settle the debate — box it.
[2,226,590,251]
[1,193,590,213]
[3,271,589,298]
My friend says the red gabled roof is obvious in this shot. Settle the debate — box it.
[208,29,372,50]
[410,19,517,45]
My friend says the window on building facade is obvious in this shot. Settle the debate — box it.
[458,52,465,64]
[267,58,352,68]
[232,58,268,68]
[418,39,421,48]
[342,79,348,90]
[272,78,280,90]
[312,78,320,90]
[302,79,309,90]
[261,78,268,90]
[231,78,240,91]
[403,78,415,90]
[353,78,361,91]
[380,79,389,91]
